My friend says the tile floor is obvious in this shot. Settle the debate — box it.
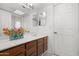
[42,50,55,56]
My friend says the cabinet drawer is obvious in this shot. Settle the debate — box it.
[26,40,37,50]
[26,40,37,56]
[0,44,25,56]
[9,44,25,56]
[37,38,43,56]
[38,38,43,46]
[26,46,37,56]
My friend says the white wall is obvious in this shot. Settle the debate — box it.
[22,5,54,55]
[0,10,11,28]
[43,5,54,55]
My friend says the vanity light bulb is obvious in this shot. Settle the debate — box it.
[14,21,21,29]
[42,12,46,17]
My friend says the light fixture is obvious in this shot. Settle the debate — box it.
[14,10,24,15]
[14,21,21,29]
[42,12,46,17]
[40,12,46,17]
[21,3,33,9]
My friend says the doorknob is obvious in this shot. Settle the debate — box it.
[54,32,58,34]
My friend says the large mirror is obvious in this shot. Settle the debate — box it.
[32,13,39,26]
[32,11,46,26]
[11,15,22,28]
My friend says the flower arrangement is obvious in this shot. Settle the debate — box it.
[3,27,27,40]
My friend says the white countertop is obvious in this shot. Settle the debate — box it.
[0,34,48,51]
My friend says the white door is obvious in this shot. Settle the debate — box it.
[54,4,78,56]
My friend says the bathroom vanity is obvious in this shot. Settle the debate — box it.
[0,36,48,56]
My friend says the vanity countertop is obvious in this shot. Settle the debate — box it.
[0,34,48,51]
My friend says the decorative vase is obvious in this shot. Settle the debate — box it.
[10,31,24,40]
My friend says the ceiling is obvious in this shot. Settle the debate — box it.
[0,3,52,16]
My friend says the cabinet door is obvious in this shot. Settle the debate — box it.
[37,38,43,56]
[43,36,48,52]
[26,40,37,56]
[0,44,25,56]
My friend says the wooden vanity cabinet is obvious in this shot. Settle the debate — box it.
[25,40,37,56]
[0,36,48,56]
[37,38,44,56]
[0,44,25,56]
